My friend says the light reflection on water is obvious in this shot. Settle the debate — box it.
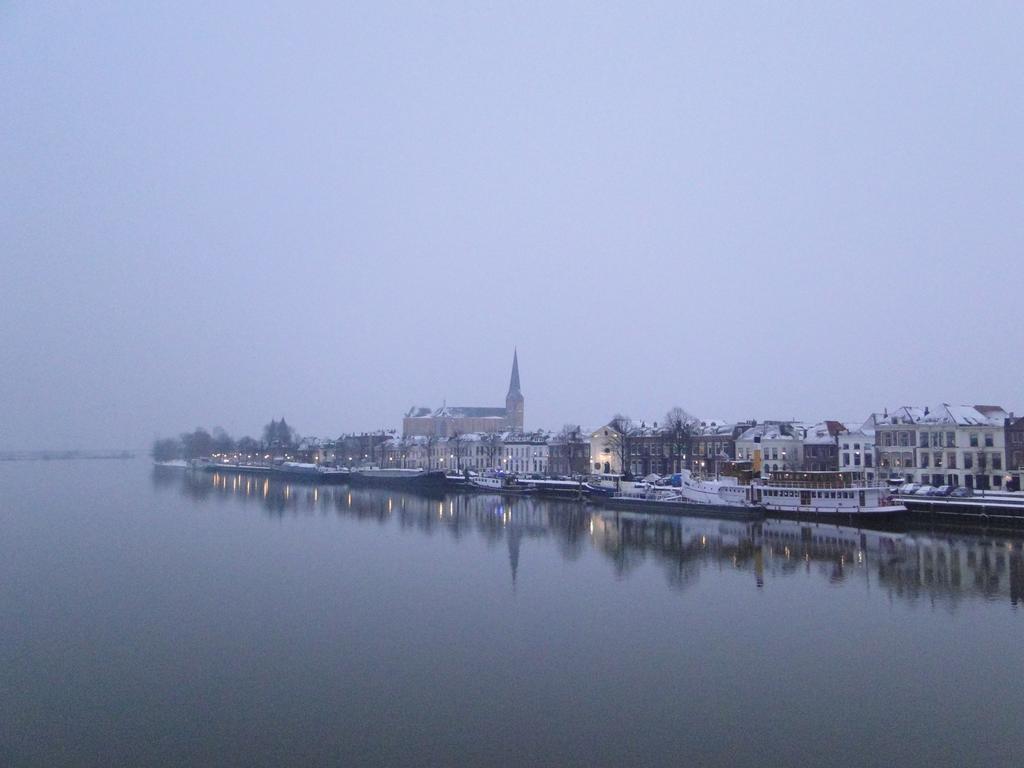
[186,467,1024,609]
[4,459,1023,768]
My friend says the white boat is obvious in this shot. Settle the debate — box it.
[673,470,756,507]
[637,469,904,518]
[753,471,904,517]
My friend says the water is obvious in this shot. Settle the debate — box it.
[2,458,1023,767]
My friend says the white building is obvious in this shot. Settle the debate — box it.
[875,404,1009,489]
[735,422,804,477]
[501,431,550,475]
[590,423,623,474]
[838,415,881,484]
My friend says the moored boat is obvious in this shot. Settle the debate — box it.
[754,471,904,519]
[469,475,536,495]
[349,468,448,488]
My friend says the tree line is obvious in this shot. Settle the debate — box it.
[151,418,298,461]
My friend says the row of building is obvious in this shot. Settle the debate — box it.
[281,352,1024,491]
[287,406,1022,492]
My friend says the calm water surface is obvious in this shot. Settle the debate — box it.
[2,458,1023,767]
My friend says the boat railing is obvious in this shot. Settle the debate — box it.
[754,479,887,491]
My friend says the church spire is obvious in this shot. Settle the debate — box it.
[505,348,524,431]
[507,347,521,396]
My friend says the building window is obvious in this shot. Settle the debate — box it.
[920,433,929,448]
[985,433,994,448]
[948,452,957,469]
[842,453,850,465]
[946,432,955,447]
[993,455,1003,470]
[964,453,973,470]
[969,433,979,447]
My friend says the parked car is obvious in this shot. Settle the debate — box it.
[950,487,973,498]
[933,485,955,496]
[899,483,921,495]
[914,485,935,495]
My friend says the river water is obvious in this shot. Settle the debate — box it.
[2,458,1023,767]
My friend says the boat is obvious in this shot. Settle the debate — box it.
[527,478,589,501]
[318,467,352,484]
[275,461,324,477]
[592,490,764,521]
[348,468,448,488]
[754,471,904,519]
[469,475,536,495]
[671,469,757,508]
[584,473,648,497]
[152,459,188,469]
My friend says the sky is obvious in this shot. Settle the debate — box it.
[2,1,1023,449]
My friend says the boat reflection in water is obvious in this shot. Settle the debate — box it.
[168,468,1024,607]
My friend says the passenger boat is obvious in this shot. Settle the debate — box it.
[753,471,904,518]
[596,470,903,520]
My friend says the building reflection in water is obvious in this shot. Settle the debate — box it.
[160,468,1024,607]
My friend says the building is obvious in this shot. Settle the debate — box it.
[1003,417,1019,489]
[338,432,393,467]
[838,415,880,484]
[689,421,751,474]
[590,423,623,475]
[501,431,550,475]
[547,426,591,477]
[875,404,1009,489]
[802,421,844,472]
[735,422,804,477]
[403,350,525,437]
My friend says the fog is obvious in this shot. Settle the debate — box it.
[3,2,1022,450]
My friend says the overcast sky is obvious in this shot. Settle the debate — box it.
[3,2,1022,449]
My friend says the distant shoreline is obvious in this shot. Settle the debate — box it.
[0,451,136,462]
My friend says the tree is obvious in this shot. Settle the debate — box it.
[664,407,698,473]
[262,418,296,449]
[450,432,467,471]
[151,437,181,462]
[483,432,503,471]
[180,428,213,459]
[237,436,259,458]
[212,427,235,455]
[607,414,636,478]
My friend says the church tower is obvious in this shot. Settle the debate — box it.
[505,348,525,431]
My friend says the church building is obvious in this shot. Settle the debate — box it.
[403,350,525,437]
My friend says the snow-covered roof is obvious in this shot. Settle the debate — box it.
[802,421,844,445]
[879,404,1008,428]
[737,423,801,442]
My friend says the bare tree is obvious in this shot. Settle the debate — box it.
[450,432,466,471]
[483,432,503,471]
[664,407,698,472]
